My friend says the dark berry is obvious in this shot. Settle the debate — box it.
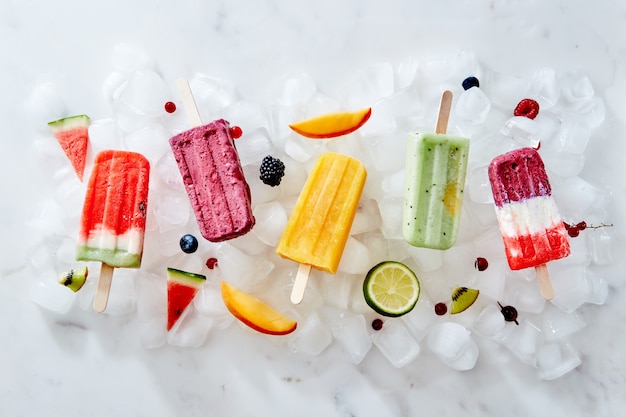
[164,101,177,113]
[563,222,571,230]
[230,125,243,139]
[179,234,199,253]
[498,302,519,325]
[576,221,587,231]
[259,155,285,187]
[462,76,480,90]
[206,257,218,269]
[474,257,489,271]
[434,302,447,316]
[371,318,383,331]
[513,98,540,119]
[568,227,580,238]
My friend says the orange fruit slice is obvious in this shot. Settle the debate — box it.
[289,107,372,138]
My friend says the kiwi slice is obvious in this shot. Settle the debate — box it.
[58,267,88,292]
[450,287,479,314]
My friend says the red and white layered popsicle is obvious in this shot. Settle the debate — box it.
[76,150,150,311]
[488,147,570,299]
[169,119,255,242]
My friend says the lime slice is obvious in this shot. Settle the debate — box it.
[363,261,420,317]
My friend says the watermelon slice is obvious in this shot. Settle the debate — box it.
[166,267,206,331]
[48,114,90,181]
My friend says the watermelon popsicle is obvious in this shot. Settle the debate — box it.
[76,150,150,312]
[276,152,367,304]
[403,90,469,249]
[488,147,570,300]
[170,79,254,242]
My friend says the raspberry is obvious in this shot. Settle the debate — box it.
[259,155,285,187]
[514,98,540,119]
[462,76,480,90]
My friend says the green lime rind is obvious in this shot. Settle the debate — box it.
[363,261,420,317]
[166,267,207,287]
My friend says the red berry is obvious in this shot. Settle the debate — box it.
[513,98,540,119]
[568,227,580,238]
[576,221,587,231]
[206,257,218,269]
[434,303,447,316]
[371,318,383,331]
[563,222,571,230]
[230,126,243,139]
[474,257,489,271]
[164,101,177,113]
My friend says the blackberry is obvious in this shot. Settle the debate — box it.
[259,155,285,186]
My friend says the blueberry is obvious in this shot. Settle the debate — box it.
[179,234,199,254]
[462,76,480,90]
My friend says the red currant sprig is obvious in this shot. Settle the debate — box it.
[564,221,613,238]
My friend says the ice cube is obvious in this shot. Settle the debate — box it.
[485,71,528,110]
[267,105,302,149]
[472,304,507,338]
[317,273,356,310]
[358,100,396,137]
[217,244,274,292]
[501,317,542,365]
[155,152,184,190]
[122,124,172,162]
[271,73,316,107]
[476,258,508,301]
[351,199,382,235]
[167,307,214,348]
[588,228,616,265]
[502,278,546,314]
[384,85,423,120]
[25,78,67,131]
[135,271,167,349]
[380,170,405,198]
[220,101,269,134]
[402,298,437,340]
[586,271,609,305]
[362,132,407,172]
[468,166,494,204]
[550,266,592,312]
[283,134,323,163]
[102,71,129,105]
[322,307,372,364]
[455,87,491,124]
[244,164,281,205]
[287,311,332,356]
[552,112,592,154]
[405,246,442,272]
[561,72,595,105]
[395,55,419,90]
[377,197,403,240]
[88,118,122,156]
[541,304,586,341]
[117,70,170,118]
[30,270,76,314]
[536,342,581,380]
[371,319,420,368]
[427,322,479,371]
[189,73,239,117]
[500,116,541,148]
[153,192,190,232]
[542,151,585,177]
[527,67,560,110]
[344,62,395,109]
[236,128,276,167]
[554,177,610,220]
[251,201,288,247]
[337,237,371,275]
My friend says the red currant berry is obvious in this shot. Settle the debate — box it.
[206,257,218,269]
[371,318,383,331]
[475,257,489,271]
[230,126,243,139]
[576,221,587,231]
[563,222,571,230]
[498,302,519,325]
[164,101,177,113]
[434,303,447,316]
[513,98,540,119]
[568,227,580,238]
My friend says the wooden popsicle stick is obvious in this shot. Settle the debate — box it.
[290,263,312,304]
[435,90,453,134]
[93,263,114,312]
[176,77,203,127]
[535,263,555,300]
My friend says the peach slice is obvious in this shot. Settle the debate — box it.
[221,281,297,335]
[289,107,372,138]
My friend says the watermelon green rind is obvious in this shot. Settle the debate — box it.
[48,114,91,131]
[166,267,206,287]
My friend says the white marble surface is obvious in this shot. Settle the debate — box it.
[2,1,626,416]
